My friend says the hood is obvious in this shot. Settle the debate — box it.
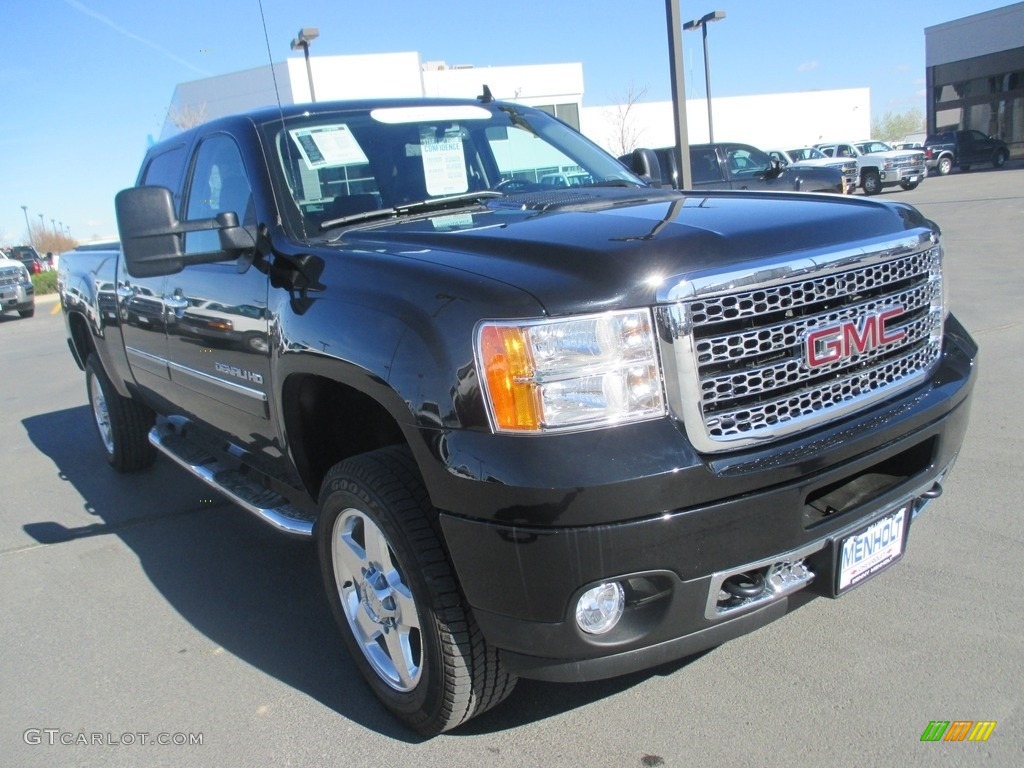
[331,189,933,316]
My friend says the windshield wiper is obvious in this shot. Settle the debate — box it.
[320,191,503,231]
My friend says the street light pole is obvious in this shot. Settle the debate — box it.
[665,0,693,189]
[21,205,31,244]
[290,27,320,103]
[683,10,726,143]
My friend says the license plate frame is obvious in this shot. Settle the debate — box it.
[836,504,910,594]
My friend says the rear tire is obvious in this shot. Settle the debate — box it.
[936,156,953,176]
[85,356,156,472]
[317,446,516,735]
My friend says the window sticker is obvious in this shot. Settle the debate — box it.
[421,131,469,196]
[289,125,369,169]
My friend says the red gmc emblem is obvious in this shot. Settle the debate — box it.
[805,306,906,368]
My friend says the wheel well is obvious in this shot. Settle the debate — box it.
[67,311,93,367]
[282,374,407,501]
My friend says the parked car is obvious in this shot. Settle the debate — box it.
[815,140,926,195]
[923,130,1010,176]
[539,171,594,188]
[647,143,845,193]
[0,254,35,319]
[7,244,48,274]
[767,147,858,193]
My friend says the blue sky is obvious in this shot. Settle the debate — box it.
[0,0,1010,246]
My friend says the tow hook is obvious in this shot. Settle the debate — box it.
[920,482,943,500]
[721,572,766,607]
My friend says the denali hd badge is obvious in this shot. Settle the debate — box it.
[805,306,906,368]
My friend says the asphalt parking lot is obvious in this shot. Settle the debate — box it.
[2,166,1022,767]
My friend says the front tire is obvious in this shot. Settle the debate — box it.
[900,180,919,190]
[993,150,1008,168]
[317,446,516,735]
[18,307,34,318]
[85,356,156,472]
[861,169,882,195]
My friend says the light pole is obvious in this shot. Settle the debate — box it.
[683,10,726,142]
[21,205,31,244]
[290,27,319,103]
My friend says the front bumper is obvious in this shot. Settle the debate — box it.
[435,316,977,681]
[881,163,927,185]
[0,281,34,313]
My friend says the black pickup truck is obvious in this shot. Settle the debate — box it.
[644,143,846,193]
[924,129,1010,176]
[59,97,977,735]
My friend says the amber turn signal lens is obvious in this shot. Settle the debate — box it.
[478,325,540,431]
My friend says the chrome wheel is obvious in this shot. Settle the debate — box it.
[89,370,115,455]
[331,507,422,691]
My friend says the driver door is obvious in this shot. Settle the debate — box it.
[163,133,273,446]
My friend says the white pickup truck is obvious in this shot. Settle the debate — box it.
[815,140,927,195]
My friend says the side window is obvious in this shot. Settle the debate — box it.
[140,146,186,191]
[184,135,252,254]
[690,148,724,183]
[726,147,770,177]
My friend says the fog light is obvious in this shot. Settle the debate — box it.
[575,582,625,635]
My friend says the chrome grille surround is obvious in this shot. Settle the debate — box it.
[0,267,24,286]
[655,232,944,453]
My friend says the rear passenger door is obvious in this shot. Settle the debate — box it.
[119,144,184,400]
[688,147,728,190]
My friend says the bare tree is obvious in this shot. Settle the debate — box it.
[167,102,209,131]
[604,83,650,157]
[28,223,76,256]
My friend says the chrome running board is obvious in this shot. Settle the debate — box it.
[149,419,315,537]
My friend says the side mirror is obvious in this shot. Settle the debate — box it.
[115,186,254,278]
[623,148,665,188]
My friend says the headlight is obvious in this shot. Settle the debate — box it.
[476,309,665,433]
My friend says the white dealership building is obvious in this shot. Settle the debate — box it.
[162,51,870,155]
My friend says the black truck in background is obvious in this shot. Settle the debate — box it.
[59,97,976,735]
[634,143,846,193]
[924,129,1010,176]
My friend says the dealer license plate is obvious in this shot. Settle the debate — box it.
[837,505,908,593]
[907,175,919,183]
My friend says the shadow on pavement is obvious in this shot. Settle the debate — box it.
[21,405,706,740]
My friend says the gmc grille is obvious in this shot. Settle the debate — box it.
[656,236,944,453]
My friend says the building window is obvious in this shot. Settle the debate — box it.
[534,103,581,131]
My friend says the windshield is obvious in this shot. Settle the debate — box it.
[788,147,828,161]
[856,141,894,154]
[260,102,641,238]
